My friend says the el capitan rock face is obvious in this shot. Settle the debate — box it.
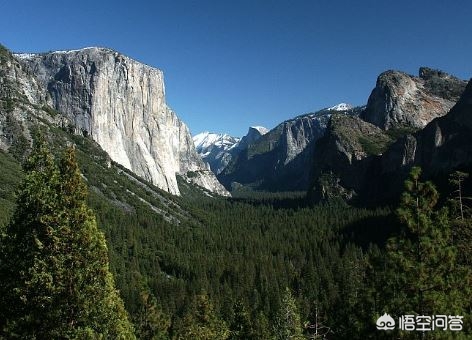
[15,48,229,196]
[361,67,466,130]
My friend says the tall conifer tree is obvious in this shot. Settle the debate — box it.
[176,293,229,340]
[385,167,470,321]
[0,140,135,339]
[273,287,304,340]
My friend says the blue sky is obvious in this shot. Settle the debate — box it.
[1,1,471,137]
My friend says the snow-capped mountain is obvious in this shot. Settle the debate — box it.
[193,126,269,175]
[193,132,241,174]
[194,132,240,153]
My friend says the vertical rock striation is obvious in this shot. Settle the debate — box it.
[15,48,228,196]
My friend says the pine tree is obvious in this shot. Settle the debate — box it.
[176,292,229,340]
[448,171,472,266]
[134,290,170,340]
[385,167,470,318]
[0,141,135,339]
[304,301,331,339]
[229,300,255,340]
[448,171,470,221]
[252,311,272,340]
[273,287,304,340]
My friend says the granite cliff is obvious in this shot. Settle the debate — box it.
[367,78,472,202]
[311,68,470,204]
[13,47,228,196]
[361,67,466,130]
[218,105,359,192]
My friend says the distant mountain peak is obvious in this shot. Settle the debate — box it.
[327,103,353,111]
[193,132,240,153]
[192,126,269,176]
[249,126,269,135]
[193,132,241,174]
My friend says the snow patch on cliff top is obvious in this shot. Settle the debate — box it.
[250,126,269,135]
[193,132,240,152]
[327,103,353,111]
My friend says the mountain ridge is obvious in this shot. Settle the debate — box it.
[217,104,360,192]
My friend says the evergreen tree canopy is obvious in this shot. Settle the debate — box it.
[385,167,471,319]
[176,292,229,340]
[134,290,170,340]
[0,140,135,339]
[273,287,304,340]
[229,300,255,340]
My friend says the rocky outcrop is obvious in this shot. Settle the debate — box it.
[182,170,232,197]
[15,47,229,196]
[309,68,468,204]
[310,114,392,200]
[373,78,472,196]
[362,67,466,130]
[312,78,472,204]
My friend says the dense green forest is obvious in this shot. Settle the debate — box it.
[0,129,471,339]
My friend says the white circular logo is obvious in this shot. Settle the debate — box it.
[376,313,395,330]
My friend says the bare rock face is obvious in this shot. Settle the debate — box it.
[311,76,472,205]
[0,46,65,152]
[218,108,350,191]
[16,48,229,196]
[382,78,472,174]
[362,68,466,130]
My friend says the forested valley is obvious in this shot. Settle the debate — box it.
[0,128,471,339]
